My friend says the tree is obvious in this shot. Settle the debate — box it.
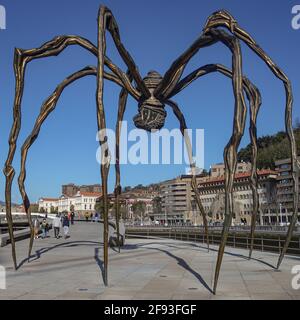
[95,198,114,219]
[131,201,146,221]
[238,127,300,169]
[30,204,39,213]
[152,196,162,215]
[50,206,58,214]
[39,207,45,214]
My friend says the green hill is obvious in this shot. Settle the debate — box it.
[238,124,300,170]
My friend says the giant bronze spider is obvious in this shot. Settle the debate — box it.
[3,6,299,294]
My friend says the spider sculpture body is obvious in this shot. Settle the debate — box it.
[4,6,299,294]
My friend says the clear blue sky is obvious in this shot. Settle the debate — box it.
[0,0,299,203]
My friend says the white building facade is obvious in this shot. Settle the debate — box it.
[38,191,102,215]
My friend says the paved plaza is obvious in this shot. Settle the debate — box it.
[0,222,299,300]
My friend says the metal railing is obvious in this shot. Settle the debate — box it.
[125,224,300,233]
[126,227,300,256]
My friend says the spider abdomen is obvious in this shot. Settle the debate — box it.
[133,71,167,132]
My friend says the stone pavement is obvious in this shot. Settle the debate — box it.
[0,222,299,300]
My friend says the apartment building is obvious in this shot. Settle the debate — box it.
[275,157,300,223]
[198,170,277,225]
[161,175,206,225]
[210,162,252,178]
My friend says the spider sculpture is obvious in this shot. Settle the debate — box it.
[4,6,299,294]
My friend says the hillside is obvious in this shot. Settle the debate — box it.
[238,124,300,170]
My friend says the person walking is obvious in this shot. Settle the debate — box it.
[53,214,62,239]
[85,212,89,222]
[33,218,40,239]
[41,218,49,239]
[71,211,75,225]
[62,214,70,239]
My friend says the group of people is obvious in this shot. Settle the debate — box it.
[33,212,76,240]
[85,212,100,223]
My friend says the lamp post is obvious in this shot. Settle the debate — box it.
[279,203,283,226]
[284,205,288,226]
[164,188,169,227]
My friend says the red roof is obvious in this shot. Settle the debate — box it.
[199,170,277,185]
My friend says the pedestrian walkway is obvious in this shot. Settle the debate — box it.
[0,222,299,300]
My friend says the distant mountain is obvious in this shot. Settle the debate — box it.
[0,201,19,207]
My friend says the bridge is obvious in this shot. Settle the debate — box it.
[0,221,300,300]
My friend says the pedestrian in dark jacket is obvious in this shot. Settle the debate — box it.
[71,211,75,225]
[62,214,70,239]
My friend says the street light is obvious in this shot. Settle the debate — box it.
[279,203,283,226]
[283,205,289,226]
[164,188,169,227]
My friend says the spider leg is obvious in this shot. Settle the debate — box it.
[158,28,247,294]
[4,34,137,270]
[97,5,152,286]
[98,6,150,99]
[166,100,210,251]
[18,67,127,262]
[98,8,112,287]
[204,10,299,269]
[114,73,131,253]
[169,64,262,259]
[204,30,247,295]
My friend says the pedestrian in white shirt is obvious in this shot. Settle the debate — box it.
[53,214,62,239]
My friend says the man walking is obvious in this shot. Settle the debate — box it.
[53,214,61,239]
[71,211,75,225]
[62,214,70,239]
[41,218,49,239]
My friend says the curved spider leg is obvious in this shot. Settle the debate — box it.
[98,7,112,287]
[156,26,247,294]
[169,64,262,259]
[98,6,151,99]
[207,30,247,295]
[4,35,137,270]
[18,67,124,262]
[165,99,210,251]
[246,81,262,259]
[203,10,299,269]
[98,5,151,286]
[19,66,96,261]
[162,27,247,294]
[114,72,133,253]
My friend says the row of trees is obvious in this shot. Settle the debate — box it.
[94,196,163,221]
